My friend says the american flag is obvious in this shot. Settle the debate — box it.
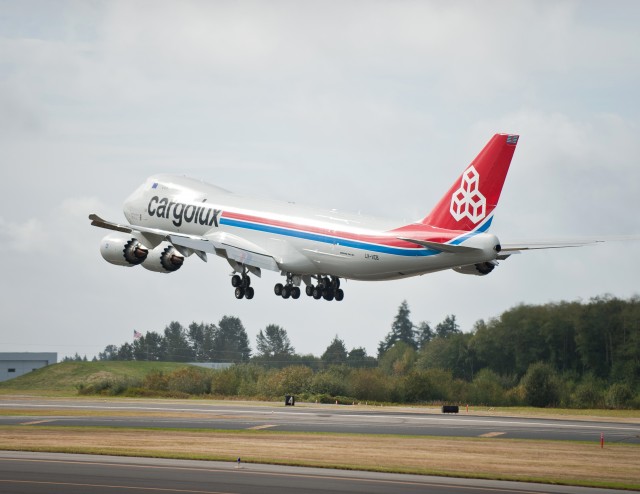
[133,330,142,340]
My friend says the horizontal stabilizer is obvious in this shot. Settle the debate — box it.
[500,239,605,252]
[397,237,481,254]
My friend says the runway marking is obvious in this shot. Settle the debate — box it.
[247,424,277,430]
[479,432,505,438]
[20,419,54,425]
[0,479,232,493]
[0,456,555,493]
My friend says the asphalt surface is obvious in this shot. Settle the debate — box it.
[0,451,630,494]
[1,397,639,444]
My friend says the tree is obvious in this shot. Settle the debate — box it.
[213,316,251,362]
[416,321,434,348]
[256,324,295,358]
[379,342,417,375]
[188,322,217,362]
[435,315,461,338]
[417,332,474,380]
[163,321,193,362]
[98,344,119,361]
[133,331,165,361]
[347,347,376,368]
[378,300,416,356]
[117,342,134,360]
[321,335,348,366]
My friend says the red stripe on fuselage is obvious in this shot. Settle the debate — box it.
[222,211,463,248]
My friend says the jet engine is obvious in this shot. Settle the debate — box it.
[452,262,496,276]
[100,233,148,267]
[141,242,185,273]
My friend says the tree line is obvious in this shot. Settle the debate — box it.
[81,294,639,408]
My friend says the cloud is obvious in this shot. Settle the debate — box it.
[0,217,49,252]
[0,1,638,358]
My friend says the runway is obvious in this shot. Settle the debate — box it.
[0,451,629,494]
[1,397,639,444]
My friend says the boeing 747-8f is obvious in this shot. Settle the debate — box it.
[89,134,594,301]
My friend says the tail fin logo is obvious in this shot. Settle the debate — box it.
[450,166,486,224]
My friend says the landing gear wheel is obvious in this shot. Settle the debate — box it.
[274,283,284,296]
[245,287,255,299]
[242,276,251,288]
[305,285,314,297]
[323,289,334,301]
[291,287,301,299]
[231,275,242,287]
[335,288,344,301]
[313,287,322,300]
[282,285,291,299]
[234,287,245,299]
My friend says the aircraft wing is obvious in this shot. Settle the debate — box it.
[89,214,280,273]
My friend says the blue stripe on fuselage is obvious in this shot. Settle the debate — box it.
[219,216,493,257]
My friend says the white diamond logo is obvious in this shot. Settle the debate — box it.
[450,165,486,224]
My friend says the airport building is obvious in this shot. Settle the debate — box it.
[0,352,57,382]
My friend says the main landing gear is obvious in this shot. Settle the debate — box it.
[307,276,344,302]
[231,272,254,300]
[274,273,301,300]
[274,274,344,302]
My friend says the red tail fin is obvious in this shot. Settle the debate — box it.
[421,134,519,232]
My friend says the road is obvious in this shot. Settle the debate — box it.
[1,397,639,444]
[0,451,629,494]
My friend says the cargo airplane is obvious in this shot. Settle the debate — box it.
[89,134,593,301]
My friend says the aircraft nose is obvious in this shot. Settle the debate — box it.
[123,183,147,223]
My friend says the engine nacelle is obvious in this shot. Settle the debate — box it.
[141,242,185,273]
[453,262,496,276]
[100,234,148,267]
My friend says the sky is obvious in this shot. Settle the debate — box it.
[1,1,639,360]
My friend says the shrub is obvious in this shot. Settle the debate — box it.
[520,362,560,407]
[77,376,138,396]
[310,369,349,397]
[257,366,313,398]
[605,383,634,409]
[468,369,507,406]
[571,375,605,408]
[348,368,392,402]
[166,367,211,395]
[211,368,241,396]
[143,370,169,391]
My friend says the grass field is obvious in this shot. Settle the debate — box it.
[0,361,190,395]
[0,426,638,489]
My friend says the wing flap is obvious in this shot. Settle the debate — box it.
[205,231,279,272]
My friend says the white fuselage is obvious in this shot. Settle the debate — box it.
[122,174,500,281]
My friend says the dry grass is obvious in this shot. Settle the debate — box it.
[1,426,638,488]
